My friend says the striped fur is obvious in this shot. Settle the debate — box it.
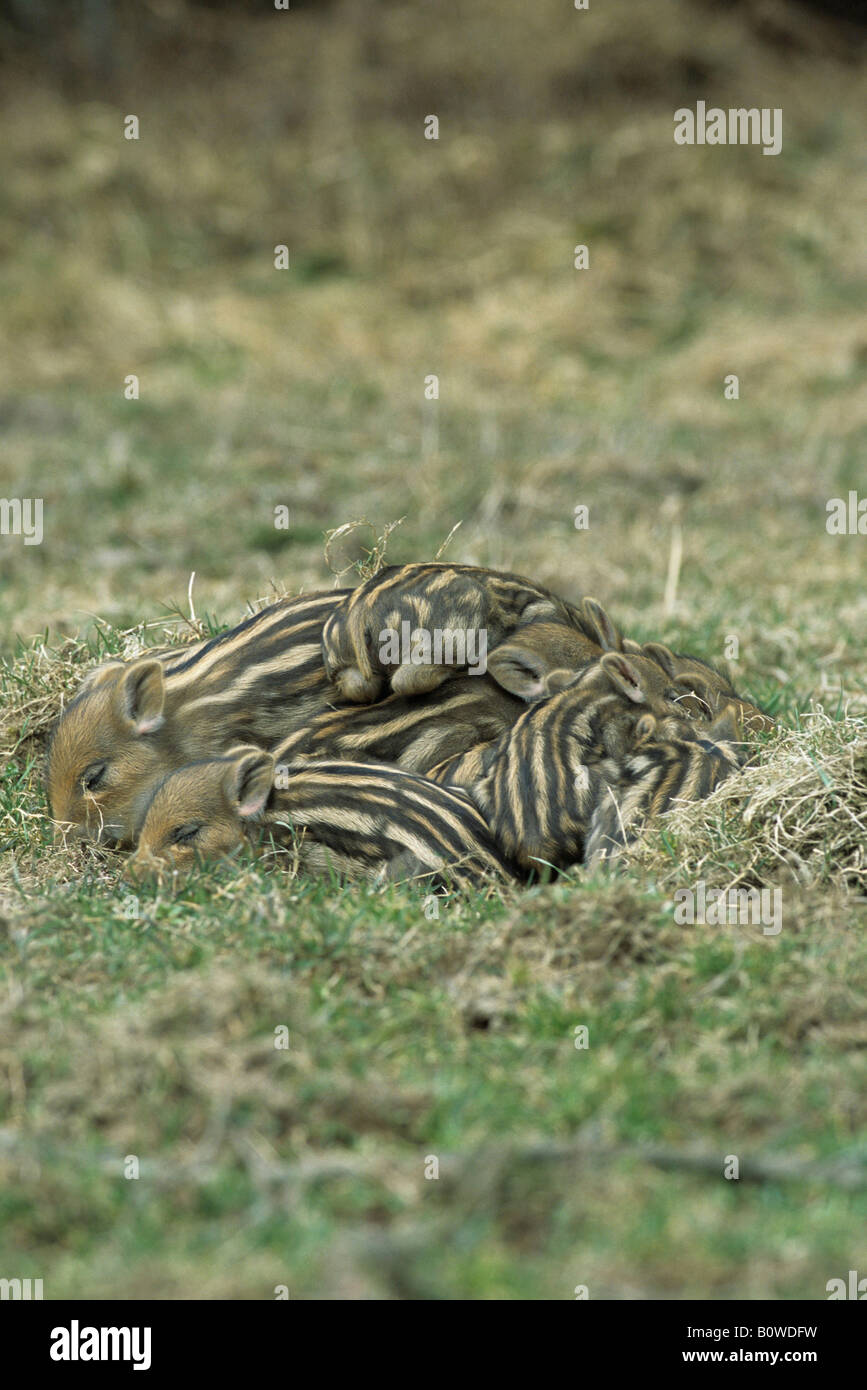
[584,707,747,867]
[274,605,626,773]
[321,562,594,703]
[428,652,728,871]
[485,599,625,701]
[623,640,775,734]
[126,751,518,889]
[47,590,347,847]
[276,673,525,773]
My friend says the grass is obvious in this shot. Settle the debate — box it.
[2,870,866,1298]
[0,0,865,1298]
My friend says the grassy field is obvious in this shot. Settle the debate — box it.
[0,0,865,1298]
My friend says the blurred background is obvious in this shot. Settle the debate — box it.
[1,0,865,695]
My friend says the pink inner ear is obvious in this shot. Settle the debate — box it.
[609,656,644,702]
[611,669,644,703]
[237,789,269,819]
[135,714,164,734]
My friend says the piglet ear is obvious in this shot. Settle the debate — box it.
[581,597,623,652]
[544,667,580,695]
[226,748,275,820]
[708,703,743,744]
[675,671,715,718]
[634,713,657,741]
[117,659,165,734]
[642,642,678,677]
[487,644,548,701]
[600,652,647,704]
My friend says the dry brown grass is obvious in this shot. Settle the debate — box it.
[625,711,867,893]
